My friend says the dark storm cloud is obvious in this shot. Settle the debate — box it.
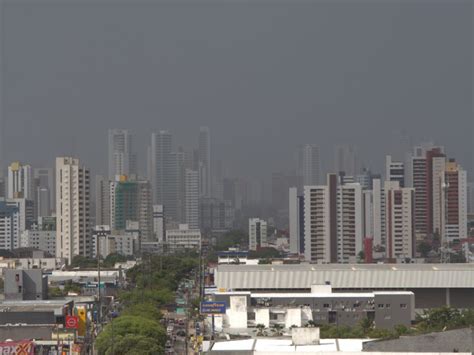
[1,0,472,178]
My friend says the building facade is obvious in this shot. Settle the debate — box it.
[8,162,34,200]
[55,157,91,263]
[249,218,267,251]
[108,129,131,179]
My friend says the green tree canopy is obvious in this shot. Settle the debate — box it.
[95,315,166,355]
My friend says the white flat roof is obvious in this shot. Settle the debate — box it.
[211,338,369,352]
[215,264,474,289]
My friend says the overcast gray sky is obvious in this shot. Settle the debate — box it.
[1,0,472,179]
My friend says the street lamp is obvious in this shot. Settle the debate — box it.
[94,225,111,328]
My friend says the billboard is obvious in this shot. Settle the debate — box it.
[200,301,226,314]
[0,340,34,355]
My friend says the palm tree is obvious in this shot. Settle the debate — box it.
[256,324,266,336]
[271,324,284,336]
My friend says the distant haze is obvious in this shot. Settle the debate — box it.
[1,0,472,179]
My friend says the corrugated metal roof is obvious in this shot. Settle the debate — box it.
[215,264,474,289]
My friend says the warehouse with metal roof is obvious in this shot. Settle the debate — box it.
[214,263,474,309]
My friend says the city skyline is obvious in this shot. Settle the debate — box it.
[0,1,471,179]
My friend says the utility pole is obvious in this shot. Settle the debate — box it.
[94,226,111,328]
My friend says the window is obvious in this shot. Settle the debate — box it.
[400,303,407,309]
[377,304,384,309]
[18,286,22,293]
[247,312,255,321]
[323,303,330,308]
[385,304,391,309]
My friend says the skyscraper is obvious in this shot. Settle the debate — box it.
[151,131,172,205]
[297,144,321,186]
[184,169,199,229]
[108,129,131,179]
[56,157,91,263]
[198,127,211,198]
[8,162,33,200]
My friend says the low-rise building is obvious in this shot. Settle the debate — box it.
[211,285,414,331]
[4,269,48,301]
[166,224,201,252]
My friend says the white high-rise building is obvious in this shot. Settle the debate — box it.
[336,183,363,263]
[184,169,199,229]
[304,183,332,263]
[304,174,363,263]
[438,161,468,243]
[385,155,405,187]
[198,127,211,198]
[56,157,91,264]
[108,129,131,179]
[298,144,321,186]
[385,181,415,259]
[8,162,33,200]
[249,218,267,251]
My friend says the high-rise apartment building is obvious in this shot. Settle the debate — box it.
[184,169,199,229]
[0,201,20,250]
[304,174,363,263]
[385,155,405,187]
[439,160,467,243]
[411,146,445,241]
[95,175,111,226]
[336,183,363,263]
[297,144,321,186]
[385,182,415,259]
[108,129,131,179]
[6,198,35,233]
[113,178,153,242]
[8,162,33,200]
[249,218,267,251]
[198,127,211,198]
[151,130,172,205]
[55,157,91,263]
[289,187,304,255]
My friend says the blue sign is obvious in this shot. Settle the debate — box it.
[200,301,227,314]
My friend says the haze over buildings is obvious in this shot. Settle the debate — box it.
[0,1,471,180]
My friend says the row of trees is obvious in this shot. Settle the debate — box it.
[95,253,199,355]
[253,307,474,340]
